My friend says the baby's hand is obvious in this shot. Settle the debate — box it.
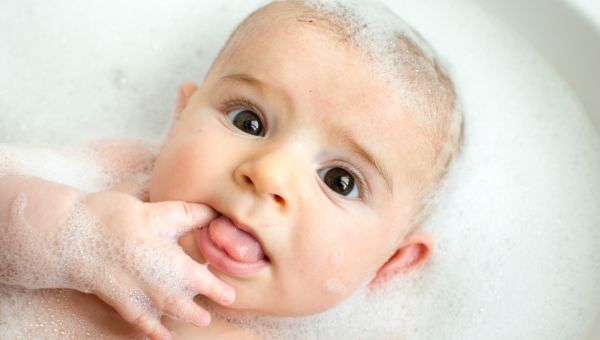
[1,181,233,340]
[75,192,234,340]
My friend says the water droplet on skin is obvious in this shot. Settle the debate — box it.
[325,278,346,295]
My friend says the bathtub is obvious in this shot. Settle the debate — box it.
[0,0,599,339]
[477,0,600,134]
[452,1,600,338]
[471,3,600,335]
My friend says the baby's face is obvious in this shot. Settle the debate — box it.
[150,15,432,316]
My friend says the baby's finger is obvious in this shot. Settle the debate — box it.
[131,313,172,340]
[147,201,218,236]
[98,292,172,340]
[163,298,211,328]
[189,262,236,306]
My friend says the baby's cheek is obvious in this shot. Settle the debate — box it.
[318,247,380,300]
[152,141,209,200]
[288,250,351,311]
[321,250,350,296]
[323,278,348,296]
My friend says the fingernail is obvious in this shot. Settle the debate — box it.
[221,289,235,304]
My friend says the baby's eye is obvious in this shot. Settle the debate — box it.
[318,167,360,198]
[228,108,265,136]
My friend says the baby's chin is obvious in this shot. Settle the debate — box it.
[197,287,356,325]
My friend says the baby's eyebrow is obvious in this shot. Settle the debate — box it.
[220,73,294,111]
[345,136,393,194]
[221,73,263,88]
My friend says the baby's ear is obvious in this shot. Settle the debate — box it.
[174,81,198,119]
[369,231,433,287]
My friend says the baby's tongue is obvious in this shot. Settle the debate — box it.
[208,215,265,263]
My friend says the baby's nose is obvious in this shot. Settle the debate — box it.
[234,149,298,209]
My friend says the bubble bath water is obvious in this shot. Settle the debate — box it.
[1,0,599,339]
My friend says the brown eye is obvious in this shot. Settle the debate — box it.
[318,167,359,198]
[228,109,265,136]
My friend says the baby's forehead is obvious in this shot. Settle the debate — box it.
[216,9,420,135]
[223,0,454,129]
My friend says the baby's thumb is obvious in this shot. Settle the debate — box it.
[147,201,218,237]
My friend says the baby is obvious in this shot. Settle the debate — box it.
[0,0,462,338]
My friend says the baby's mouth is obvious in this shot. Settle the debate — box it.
[196,214,269,276]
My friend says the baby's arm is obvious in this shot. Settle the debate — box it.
[0,144,235,340]
[85,138,158,198]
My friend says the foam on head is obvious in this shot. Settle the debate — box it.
[215,0,464,228]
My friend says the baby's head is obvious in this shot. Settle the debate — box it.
[149,0,462,317]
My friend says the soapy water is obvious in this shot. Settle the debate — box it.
[1,0,599,339]
[0,192,209,337]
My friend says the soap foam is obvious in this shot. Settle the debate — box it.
[0,287,83,339]
[1,0,599,339]
[1,192,205,336]
[0,144,107,192]
[299,0,458,132]
[0,285,148,339]
[301,0,437,79]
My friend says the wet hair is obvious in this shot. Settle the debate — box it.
[214,0,464,229]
